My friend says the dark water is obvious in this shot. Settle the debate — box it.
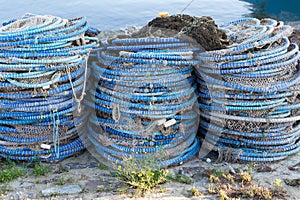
[242,0,300,21]
[0,0,299,30]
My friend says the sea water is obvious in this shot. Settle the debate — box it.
[0,0,299,30]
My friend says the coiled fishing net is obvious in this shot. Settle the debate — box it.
[0,14,98,162]
[82,27,201,168]
[196,17,300,162]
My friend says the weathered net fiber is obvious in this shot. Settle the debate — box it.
[0,14,98,162]
[85,28,201,168]
[196,18,300,162]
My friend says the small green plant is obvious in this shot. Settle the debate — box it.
[0,164,24,183]
[55,176,66,186]
[284,178,300,186]
[0,184,13,196]
[54,173,73,185]
[159,185,167,193]
[272,178,283,188]
[98,163,109,170]
[113,155,169,196]
[167,174,193,184]
[189,186,203,197]
[33,162,51,177]
[204,168,227,178]
[117,184,130,195]
[96,184,114,192]
[246,162,257,173]
[56,163,68,173]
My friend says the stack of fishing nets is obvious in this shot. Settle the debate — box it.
[197,18,300,161]
[0,14,98,161]
[85,29,201,167]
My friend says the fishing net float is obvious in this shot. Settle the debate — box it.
[0,14,98,162]
[83,32,201,168]
[197,17,300,162]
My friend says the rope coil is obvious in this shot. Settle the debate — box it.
[86,33,201,167]
[197,17,300,162]
[0,14,98,162]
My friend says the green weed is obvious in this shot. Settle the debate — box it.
[96,184,114,192]
[167,174,193,184]
[54,174,73,185]
[0,163,24,183]
[0,184,13,196]
[33,162,51,177]
[113,155,169,196]
[98,163,109,170]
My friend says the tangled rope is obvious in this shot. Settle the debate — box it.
[0,14,98,161]
[86,34,201,167]
[197,18,300,162]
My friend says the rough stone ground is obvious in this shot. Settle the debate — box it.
[1,150,300,200]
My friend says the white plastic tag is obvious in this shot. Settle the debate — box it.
[164,119,176,128]
[41,144,51,150]
[42,85,50,90]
